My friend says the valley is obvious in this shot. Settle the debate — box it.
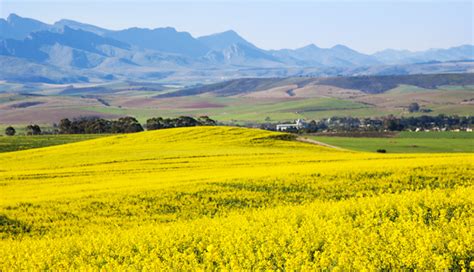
[0,73,472,126]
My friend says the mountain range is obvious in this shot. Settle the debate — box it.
[1,13,473,84]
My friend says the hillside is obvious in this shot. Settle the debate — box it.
[0,72,472,125]
[1,126,473,269]
[159,73,474,97]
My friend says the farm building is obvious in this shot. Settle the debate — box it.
[276,119,307,131]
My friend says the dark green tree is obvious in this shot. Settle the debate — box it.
[26,124,41,135]
[59,118,72,134]
[408,102,420,113]
[5,126,16,136]
[112,117,144,133]
[146,117,165,130]
[197,116,217,126]
[176,116,199,127]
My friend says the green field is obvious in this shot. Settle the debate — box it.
[308,132,474,153]
[1,80,473,125]
[397,131,474,139]
[80,97,371,123]
[0,134,108,153]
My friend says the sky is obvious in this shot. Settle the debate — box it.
[0,0,472,53]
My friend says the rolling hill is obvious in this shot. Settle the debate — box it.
[1,126,472,269]
[158,73,474,97]
[0,72,471,125]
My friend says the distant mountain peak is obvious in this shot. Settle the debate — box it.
[1,13,51,40]
[6,13,46,27]
[162,26,177,31]
[216,30,240,37]
[331,44,353,51]
[54,19,111,36]
[7,13,21,22]
[298,44,320,51]
[105,26,209,57]
[198,30,257,51]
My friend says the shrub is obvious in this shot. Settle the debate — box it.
[5,126,15,136]
[408,102,420,113]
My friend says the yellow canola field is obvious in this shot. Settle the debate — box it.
[0,126,473,270]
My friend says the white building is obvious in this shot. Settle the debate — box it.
[276,119,307,131]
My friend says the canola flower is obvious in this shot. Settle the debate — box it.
[0,126,473,270]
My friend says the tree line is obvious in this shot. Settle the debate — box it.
[4,114,472,136]
[3,116,217,136]
[263,114,474,133]
[4,124,42,136]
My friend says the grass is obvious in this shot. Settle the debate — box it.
[0,134,108,153]
[76,87,473,123]
[397,131,474,139]
[1,83,472,125]
[0,126,472,269]
[216,98,370,122]
[308,132,474,153]
[82,97,372,123]
[385,84,437,94]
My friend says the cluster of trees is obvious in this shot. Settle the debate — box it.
[145,116,216,130]
[379,115,473,131]
[57,115,216,134]
[407,102,431,113]
[58,117,143,134]
[3,115,218,136]
[265,115,474,133]
[4,125,42,136]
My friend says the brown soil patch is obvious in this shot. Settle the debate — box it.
[0,108,121,124]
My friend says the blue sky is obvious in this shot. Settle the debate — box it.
[1,0,472,53]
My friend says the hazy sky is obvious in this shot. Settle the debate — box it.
[1,0,472,53]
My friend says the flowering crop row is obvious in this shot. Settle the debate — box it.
[1,127,472,270]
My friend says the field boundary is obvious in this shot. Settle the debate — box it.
[296,136,345,150]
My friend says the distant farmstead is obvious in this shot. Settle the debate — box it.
[276,119,307,131]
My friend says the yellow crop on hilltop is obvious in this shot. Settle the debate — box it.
[1,127,473,270]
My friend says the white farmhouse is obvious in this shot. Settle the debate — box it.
[276,119,307,131]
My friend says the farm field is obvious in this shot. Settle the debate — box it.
[308,131,474,153]
[1,126,473,270]
[0,134,108,153]
[0,79,472,125]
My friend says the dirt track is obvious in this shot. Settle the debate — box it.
[296,137,345,150]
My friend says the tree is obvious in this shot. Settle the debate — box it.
[85,118,111,134]
[197,116,217,126]
[146,117,165,130]
[175,116,199,127]
[383,116,403,131]
[26,124,41,135]
[59,118,72,134]
[5,126,15,136]
[112,117,143,133]
[408,102,420,113]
